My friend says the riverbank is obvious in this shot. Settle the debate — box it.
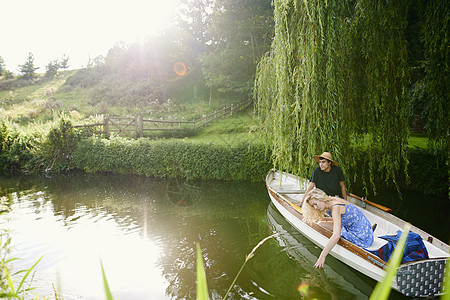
[0,110,447,197]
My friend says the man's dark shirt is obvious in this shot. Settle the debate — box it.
[310,166,345,198]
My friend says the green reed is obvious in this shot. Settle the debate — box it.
[0,252,43,299]
[101,261,114,300]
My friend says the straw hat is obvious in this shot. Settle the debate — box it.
[313,152,338,166]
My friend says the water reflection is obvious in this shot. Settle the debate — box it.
[0,173,411,299]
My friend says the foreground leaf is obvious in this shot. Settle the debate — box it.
[196,243,208,300]
[101,261,114,300]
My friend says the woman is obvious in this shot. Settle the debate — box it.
[302,188,374,268]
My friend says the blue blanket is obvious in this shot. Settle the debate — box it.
[368,230,429,263]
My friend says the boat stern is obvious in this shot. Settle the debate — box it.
[396,258,448,297]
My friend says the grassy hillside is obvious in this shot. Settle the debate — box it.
[0,70,240,131]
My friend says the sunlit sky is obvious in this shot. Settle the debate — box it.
[1,0,179,73]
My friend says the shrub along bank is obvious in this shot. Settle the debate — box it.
[71,135,448,196]
[72,136,272,182]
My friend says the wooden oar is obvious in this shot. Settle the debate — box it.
[273,190,306,194]
[273,190,303,214]
[349,193,392,212]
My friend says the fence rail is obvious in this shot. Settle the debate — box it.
[74,99,252,138]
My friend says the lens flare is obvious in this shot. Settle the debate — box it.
[173,62,187,76]
[174,200,187,212]
[298,282,309,295]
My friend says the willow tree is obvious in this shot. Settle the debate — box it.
[421,0,449,151]
[255,0,410,192]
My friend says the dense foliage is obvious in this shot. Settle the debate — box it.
[201,0,274,96]
[407,147,448,196]
[0,119,82,173]
[72,136,272,181]
[40,119,81,171]
[0,122,37,173]
[255,0,448,193]
[420,0,449,149]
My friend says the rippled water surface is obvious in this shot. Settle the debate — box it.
[0,173,426,299]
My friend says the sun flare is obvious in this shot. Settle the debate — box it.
[3,0,180,70]
[98,0,179,41]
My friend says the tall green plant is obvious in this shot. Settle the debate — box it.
[255,0,410,193]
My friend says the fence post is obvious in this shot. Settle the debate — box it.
[104,115,110,139]
[137,114,143,138]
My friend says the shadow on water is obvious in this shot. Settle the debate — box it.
[0,172,442,299]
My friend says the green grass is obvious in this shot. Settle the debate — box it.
[408,133,428,148]
[186,110,261,144]
[187,112,430,148]
[0,71,245,131]
[187,132,257,144]
[353,132,429,150]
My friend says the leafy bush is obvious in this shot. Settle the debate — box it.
[0,122,9,171]
[73,136,272,181]
[39,119,81,172]
[0,122,38,173]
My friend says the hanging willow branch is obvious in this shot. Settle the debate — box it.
[421,0,449,151]
[255,0,410,193]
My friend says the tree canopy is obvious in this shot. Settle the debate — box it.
[255,0,448,193]
[201,0,274,96]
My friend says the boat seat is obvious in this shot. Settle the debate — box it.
[364,236,389,251]
[274,185,304,205]
[284,194,303,205]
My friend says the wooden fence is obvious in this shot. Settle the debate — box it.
[74,99,253,138]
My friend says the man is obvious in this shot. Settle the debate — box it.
[300,152,347,206]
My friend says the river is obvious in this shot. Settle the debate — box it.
[0,172,445,299]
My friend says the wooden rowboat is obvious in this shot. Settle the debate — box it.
[266,169,449,297]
